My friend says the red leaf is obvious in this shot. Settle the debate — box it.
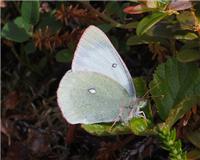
[168,0,192,11]
[123,4,149,14]
[26,128,50,155]
[3,91,20,110]
[66,124,76,144]
[4,142,29,160]
[0,118,11,145]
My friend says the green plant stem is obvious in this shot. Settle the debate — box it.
[170,39,176,56]
[11,46,22,63]
[12,1,21,15]
[81,2,130,29]
[157,125,187,160]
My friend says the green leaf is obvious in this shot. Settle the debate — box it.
[129,118,151,135]
[186,128,200,149]
[1,17,31,42]
[55,49,73,63]
[136,12,168,35]
[176,11,196,30]
[118,3,130,21]
[24,41,36,54]
[125,21,138,29]
[37,13,62,34]
[147,22,174,39]
[97,23,112,33]
[181,40,200,50]
[110,36,119,50]
[148,22,198,40]
[187,149,200,160]
[194,3,200,22]
[127,35,161,46]
[177,49,200,63]
[174,32,198,40]
[104,2,120,16]
[81,123,131,136]
[15,17,31,33]
[21,1,40,25]
[165,95,200,127]
[150,58,200,120]
[133,77,147,97]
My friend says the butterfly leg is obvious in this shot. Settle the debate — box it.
[128,107,136,120]
[136,110,146,119]
[110,106,124,131]
[134,104,146,119]
[128,106,146,120]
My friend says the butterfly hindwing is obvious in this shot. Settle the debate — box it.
[57,71,131,124]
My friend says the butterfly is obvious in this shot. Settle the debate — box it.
[57,25,146,124]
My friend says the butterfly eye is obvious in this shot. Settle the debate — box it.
[112,63,117,68]
[88,88,96,94]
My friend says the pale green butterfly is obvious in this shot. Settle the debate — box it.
[57,25,146,124]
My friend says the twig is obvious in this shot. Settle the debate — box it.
[81,2,131,29]
[170,39,176,56]
[11,46,41,75]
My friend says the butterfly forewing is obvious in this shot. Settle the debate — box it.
[72,25,136,97]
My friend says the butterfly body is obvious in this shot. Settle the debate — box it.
[57,25,146,124]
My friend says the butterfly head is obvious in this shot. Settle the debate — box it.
[137,99,147,109]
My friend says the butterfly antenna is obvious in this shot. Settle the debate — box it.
[142,81,162,99]
[144,95,165,99]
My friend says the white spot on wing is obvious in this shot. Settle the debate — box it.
[88,88,96,94]
[112,63,117,68]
